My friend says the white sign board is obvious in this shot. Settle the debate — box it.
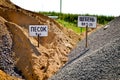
[78,16,97,28]
[29,25,48,37]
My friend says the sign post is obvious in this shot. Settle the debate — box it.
[38,34,40,47]
[29,25,48,47]
[85,25,88,48]
[78,16,97,48]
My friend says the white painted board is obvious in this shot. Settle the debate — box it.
[29,25,48,37]
[78,16,97,28]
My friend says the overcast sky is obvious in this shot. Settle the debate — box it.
[11,0,120,16]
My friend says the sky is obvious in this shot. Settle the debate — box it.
[11,0,120,16]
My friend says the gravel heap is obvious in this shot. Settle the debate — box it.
[69,16,120,61]
[49,16,120,80]
[0,34,24,79]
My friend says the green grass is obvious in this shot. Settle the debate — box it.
[56,19,86,34]
[40,12,114,34]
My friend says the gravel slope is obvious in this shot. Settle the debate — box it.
[69,16,120,61]
[49,16,120,80]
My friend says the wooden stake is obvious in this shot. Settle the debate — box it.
[38,34,40,47]
[85,25,88,48]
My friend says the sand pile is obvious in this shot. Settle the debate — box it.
[0,0,80,79]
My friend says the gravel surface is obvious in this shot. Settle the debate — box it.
[49,16,120,80]
[69,16,120,61]
[0,34,24,79]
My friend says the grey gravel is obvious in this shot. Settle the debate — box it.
[0,34,24,79]
[49,16,120,80]
[69,16,120,61]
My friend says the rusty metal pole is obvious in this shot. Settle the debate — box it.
[38,34,40,47]
[85,25,88,48]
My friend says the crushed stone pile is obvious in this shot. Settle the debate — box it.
[69,16,120,61]
[49,16,120,80]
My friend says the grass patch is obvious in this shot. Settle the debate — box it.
[56,19,86,34]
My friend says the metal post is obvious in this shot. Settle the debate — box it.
[38,34,40,47]
[85,25,88,48]
[60,0,62,13]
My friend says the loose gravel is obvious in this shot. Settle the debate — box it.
[49,16,120,80]
[0,34,24,79]
[69,16,120,61]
